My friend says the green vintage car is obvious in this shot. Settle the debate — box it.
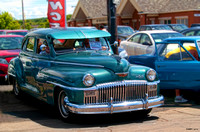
[8,28,164,120]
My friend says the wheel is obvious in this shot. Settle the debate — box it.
[13,78,21,97]
[57,89,71,120]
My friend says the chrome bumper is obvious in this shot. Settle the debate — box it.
[64,95,164,114]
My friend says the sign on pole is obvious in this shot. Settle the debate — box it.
[47,0,66,28]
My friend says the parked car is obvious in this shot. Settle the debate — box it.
[128,36,200,91]
[139,24,172,31]
[167,24,188,32]
[0,30,6,35]
[8,28,164,120]
[191,23,200,28]
[120,30,184,56]
[4,30,28,36]
[105,25,135,42]
[180,27,200,36]
[117,25,135,41]
[0,35,23,81]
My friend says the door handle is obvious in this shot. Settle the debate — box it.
[157,65,166,68]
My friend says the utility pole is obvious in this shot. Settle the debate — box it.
[107,0,118,54]
[22,0,25,29]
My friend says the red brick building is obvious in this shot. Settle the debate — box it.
[68,0,200,29]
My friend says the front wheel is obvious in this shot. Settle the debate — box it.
[57,89,71,120]
[13,78,21,97]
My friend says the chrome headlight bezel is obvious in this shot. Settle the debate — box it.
[146,69,157,81]
[83,74,95,87]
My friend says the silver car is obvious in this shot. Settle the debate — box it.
[120,30,184,56]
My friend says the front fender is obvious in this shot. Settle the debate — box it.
[41,66,117,88]
[8,57,25,84]
[128,64,159,81]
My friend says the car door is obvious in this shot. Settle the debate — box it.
[155,41,200,90]
[19,36,39,93]
[138,33,154,55]
[121,33,142,56]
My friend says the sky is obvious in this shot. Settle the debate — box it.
[0,0,78,20]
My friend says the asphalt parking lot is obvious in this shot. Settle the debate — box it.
[0,83,200,132]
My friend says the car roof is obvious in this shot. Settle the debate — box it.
[180,27,200,33]
[27,28,111,39]
[0,35,24,37]
[136,30,179,34]
[141,24,168,26]
[163,36,200,42]
[5,30,28,32]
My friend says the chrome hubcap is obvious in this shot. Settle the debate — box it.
[58,90,69,118]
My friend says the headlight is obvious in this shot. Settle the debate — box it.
[0,58,9,64]
[119,50,128,58]
[146,69,156,81]
[83,74,95,87]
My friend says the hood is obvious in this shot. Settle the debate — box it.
[0,49,20,62]
[55,52,130,73]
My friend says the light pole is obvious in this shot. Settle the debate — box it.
[107,0,118,54]
[22,0,25,29]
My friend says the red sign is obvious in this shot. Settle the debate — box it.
[48,0,66,28]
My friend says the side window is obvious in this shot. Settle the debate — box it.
[128,34,141,43]
[26,37,35,52]
[185,31,195,36]
[140,34,152,45]
[196,30,200,36]
[37,38,50,55]
[146,27,151,30]
[159,43,193,61]
[183,42,198,60]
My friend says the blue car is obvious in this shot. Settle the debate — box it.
[128,36,200,91]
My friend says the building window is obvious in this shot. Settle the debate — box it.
[160,19,171,24]
[176,18,188,26]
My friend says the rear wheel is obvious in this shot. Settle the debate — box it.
[57,89,71,120]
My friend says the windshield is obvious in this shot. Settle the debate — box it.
[171,25,188,32]
[7,32,27,36]
[151,33,184,43]
[151,25,172,30]
[117,26,135,34]
[53,37,111,55]
[0,37,23,50]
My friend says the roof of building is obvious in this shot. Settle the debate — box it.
[136,0,200,14]
[71,0,200,21]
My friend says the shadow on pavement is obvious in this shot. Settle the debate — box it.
[0,90,159,129]
[0,88,200,129]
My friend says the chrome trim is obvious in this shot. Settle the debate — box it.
[8,73,16,77]
[64,95,164,114]
[47,80,160,91]
[31,58,104,68]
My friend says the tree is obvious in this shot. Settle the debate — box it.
[66,14,72,21]
[0,12,20,29]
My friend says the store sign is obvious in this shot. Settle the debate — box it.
[48,0,66,27]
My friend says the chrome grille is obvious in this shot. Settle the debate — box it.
[84,80,158,104]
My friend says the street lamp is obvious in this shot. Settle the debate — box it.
[21,0,25,29]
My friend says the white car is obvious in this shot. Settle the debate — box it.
[120,30,184,56]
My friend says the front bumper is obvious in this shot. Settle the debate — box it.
[64,95,164,114]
